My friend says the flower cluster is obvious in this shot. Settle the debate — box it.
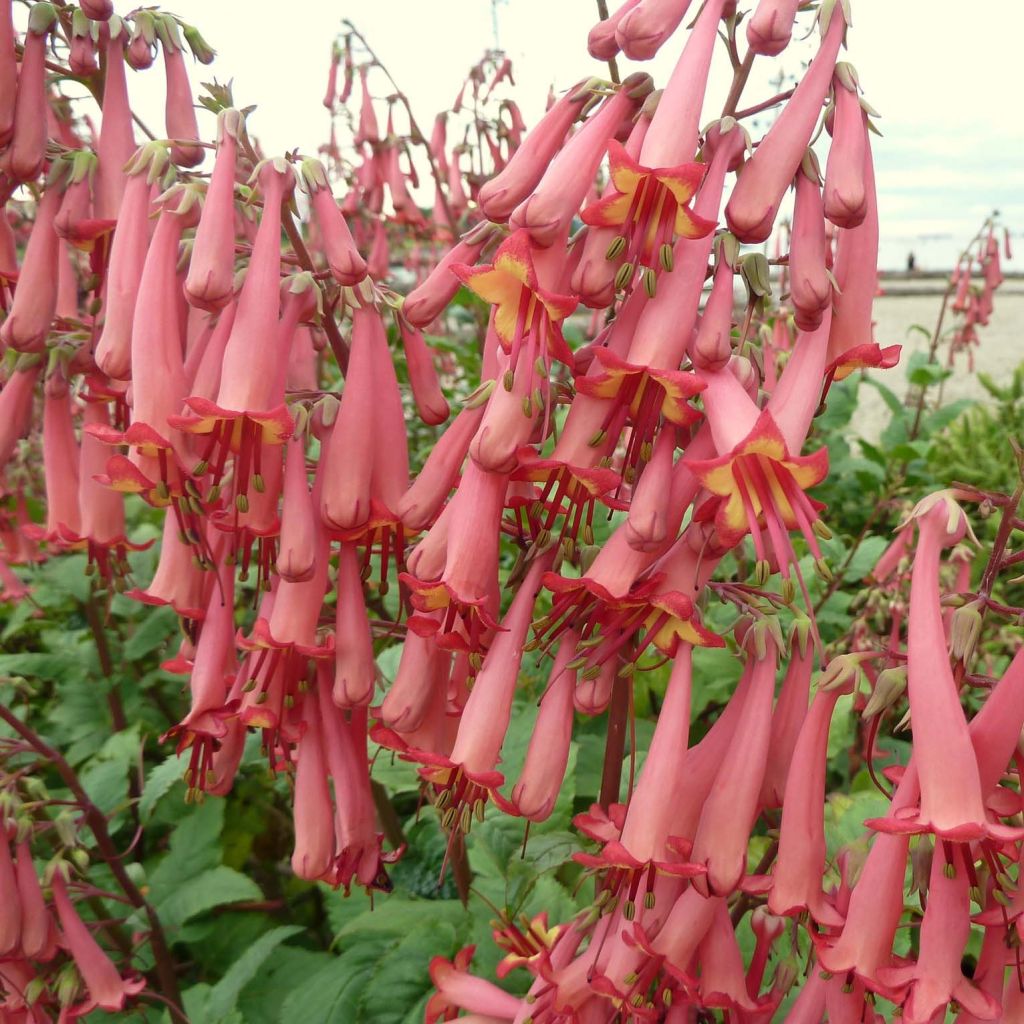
[0,1,1020,1022]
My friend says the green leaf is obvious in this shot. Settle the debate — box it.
[0,600,35,641]
[80,758,131,816]
[123,605,179,660]
[362,922,458,1024]
[844,535,891,581]
[862,378,905,419]
[279,934,392,1024]
[331,893,467,941]
[236,948,335,1024]
[204,925,302,1022]
[0,649,91,682]
[147,800,225,900]
[922,398,973,435]
[157,866,262,930]
[824,787,890,855]
[140,751,189,820]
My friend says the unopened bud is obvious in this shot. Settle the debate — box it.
[862,666,907,718]
[949,599,983,664]
[818,653,869,695]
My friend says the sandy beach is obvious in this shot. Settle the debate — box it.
[857,277,1024,440]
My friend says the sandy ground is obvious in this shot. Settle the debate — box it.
[857,281,1024,440]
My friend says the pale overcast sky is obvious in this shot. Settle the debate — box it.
[53,2,1024,270]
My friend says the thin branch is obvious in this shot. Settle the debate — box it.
[0,705,186,1020]
[342,20,458,235]
[594,0,621,84]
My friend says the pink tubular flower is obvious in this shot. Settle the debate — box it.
[689,647,777,895]
[689,334,832,580]
[697,900,775,1013]
[622,116,744,370]
[426,946,522,1023]
[868,494,1017,843]
[15,840,55,960]
[403,222,501,328]
[166,553,235,753]
[587,0,642,59]
[510,73,652,247]
[0,829,19,954]
[572,101,653,308]
[276,433,316,583]
[159,17,203,167]
[75,399,139,582]
[94,142,169,381]
[315,673,396,892]
[53,151,112,251]
[319,307,382,533]
[768,674,851,926]
[397,312,449,426]
[452,229,577,376]
[0,1,14,147]
[0,362,42,467]
[878,844,999,1022]
[291,696,335,880]
[580,138,713,293]
[401,462,507,652]
[689,249,736,373]
[0,183,62,353]
[789,151,833,332]
[494,633,578,822]
[126,511,209,621]
[354,66,379,146]
[745,0,801,56]
[825,131,900,380]
[94,20,137,220]
[396,405,485,533]
[186,108,243,310]
[103,184,200,500]
[616,0,696,60]
[478,79,591,222]
[823,64,868,229]
[759,625,813,806]
[39,374,82,543]
[377,621,449,733]
[638,0,727,168]
[725,1,846,243]
[51,872,145,1012]
[624,426,676,550]
[413,554,552,830]
[333,542,376,708]
[175,162,304,506]
[5,4,57,182]
[577,646,705,904]
[301,158,368,287]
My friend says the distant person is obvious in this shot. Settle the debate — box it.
[906,251,917,272]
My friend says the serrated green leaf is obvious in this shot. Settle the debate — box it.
[236,948,335,1024]
[824,786,890,855]
[844,535,891,581]
[331,892,467,941]
[80,758,131,816]
[0,649,91,682]
[362,921,458,1024]
[148,800,225,900]
[204,925,302,1022]
[157,866,262,930]
[279,934,392,1024]
[123,605,179,660]
[140,751,189,820]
